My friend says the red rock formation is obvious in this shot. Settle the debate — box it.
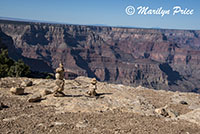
[0,20,200,93]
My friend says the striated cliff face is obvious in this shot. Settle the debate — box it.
[0,20,200,92]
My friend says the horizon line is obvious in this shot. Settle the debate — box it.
[0,16,199,31]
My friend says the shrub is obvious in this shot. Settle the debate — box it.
[0,49,30,77]
[8,60,30,77]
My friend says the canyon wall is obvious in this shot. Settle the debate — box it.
[0,20,200,92]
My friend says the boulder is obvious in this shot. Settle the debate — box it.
[28,94,42,103]
[10,87,24,95]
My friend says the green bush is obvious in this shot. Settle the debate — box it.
[0,49,30,77]
[0,64,9,77]
[45,75,52,79]
[8,60,30,77]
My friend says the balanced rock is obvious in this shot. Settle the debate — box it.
[21,80,33,87]
[10,87,24,95]
[28,94,42,103]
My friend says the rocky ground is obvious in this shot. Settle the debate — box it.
[0,77,200,134]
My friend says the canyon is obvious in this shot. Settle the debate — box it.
[0,19,200,93]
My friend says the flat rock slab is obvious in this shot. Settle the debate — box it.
[28,94,42,103]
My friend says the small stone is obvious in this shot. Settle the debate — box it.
[49,124,54,128]
[28,94,42,102]
[93,128,99,133]
[5,131,11,134]
[55,73,60,80]
[53,92,65,97]
[36,123,45,127]
[0,102,4,110]
[26,105,33,108]
[155,106,178,118]
[76,121,88,128]
[168,110,178,118]
[21,80,33,87]
[3,116,17,122]
[53,122,65,126]
[180,101,188,105]
[10,87,24,95]
[155,107,168,117]
[0,102,8,110]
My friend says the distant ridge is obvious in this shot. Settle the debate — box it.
[1,16,198,31]
[0,16,68,25]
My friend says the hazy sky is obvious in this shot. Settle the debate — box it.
[0,0,200,30]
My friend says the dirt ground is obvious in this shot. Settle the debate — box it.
[0,77,200,134]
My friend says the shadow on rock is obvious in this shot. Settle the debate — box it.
[64,94,84,98]
[96,92,113,96]
[0,102,9,110]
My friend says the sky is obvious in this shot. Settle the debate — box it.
[0,0,200,30]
